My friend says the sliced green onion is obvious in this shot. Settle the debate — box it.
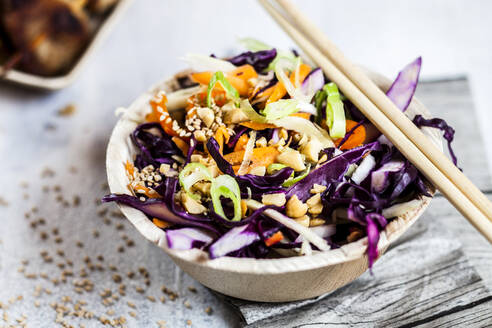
[267,163,289,175]
[282,164,311,187]
[179,163,213,200]
[261,99,300,121]
[240,99,268,123]
[324,82,346,139]
[211,175,242,222]
[207,71,240,108]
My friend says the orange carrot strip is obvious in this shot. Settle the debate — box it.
[334,120,367,150]
[190,71,213,85]
[266,82,287,105]
[214,126,230,154]
[265,231,284,246]
[230,64,258,81]
[234,134,249,152]
[224,147,279,167]
[153,218,172,229]
[172,137,189,156]
[240,200,248,218]
[134,185,161,198]
[266,63,311,104]
[220,126,230,143]
[125,160,135,177]
[290,112,311,120]
[190,71,250,96]
[240,121,276,130]
[148,92,180,137]
[255,85,275,100]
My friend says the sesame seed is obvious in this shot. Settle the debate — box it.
[112,274,122,283]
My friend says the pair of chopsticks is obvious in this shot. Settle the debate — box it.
[258,0,492,243]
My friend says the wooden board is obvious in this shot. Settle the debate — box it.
[226,196,492,327]
[224,78,492,327]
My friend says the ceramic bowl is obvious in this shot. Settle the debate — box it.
[106,69,441,302]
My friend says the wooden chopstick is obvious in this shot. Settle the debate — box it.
[274,0,492,220]
[258,0,492,243]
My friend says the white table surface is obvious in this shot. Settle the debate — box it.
[1,1,492,327]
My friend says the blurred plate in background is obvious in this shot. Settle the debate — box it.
[0,0,132,90]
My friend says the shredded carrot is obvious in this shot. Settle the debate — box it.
[190,68,252,96]
[234,134,249,152]
[153,218,172,229]
[172,137,189,156]
[229,64,258,81]
[125,160,135,178]
[255,85,275,100]
[190,71,212,85]
[194,90,227,107]
[147,92,180,137]
[290,112,311,120]
[334,120,367,150]
[266,63,311,104]
[225,147,279,174]
[265,231,284,247]
[240,200,248,218]
[134,185,161,198]
[214,126,230,154]
[240,121,276,130]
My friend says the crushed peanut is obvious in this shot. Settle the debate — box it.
[286,195,308,218]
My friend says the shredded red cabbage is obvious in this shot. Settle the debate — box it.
[413,114,458,167]
[228,49,277,72]
[131,122,181,169]
[102,54,461,270]
[206,137,293,195]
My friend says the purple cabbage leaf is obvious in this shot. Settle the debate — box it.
[228,49,277,72]
[166,227,215,250]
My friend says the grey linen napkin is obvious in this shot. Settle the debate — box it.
[223,212,492,327]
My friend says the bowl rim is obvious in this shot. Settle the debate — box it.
[106,68,442,274]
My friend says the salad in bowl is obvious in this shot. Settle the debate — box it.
[103,39,456,301]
